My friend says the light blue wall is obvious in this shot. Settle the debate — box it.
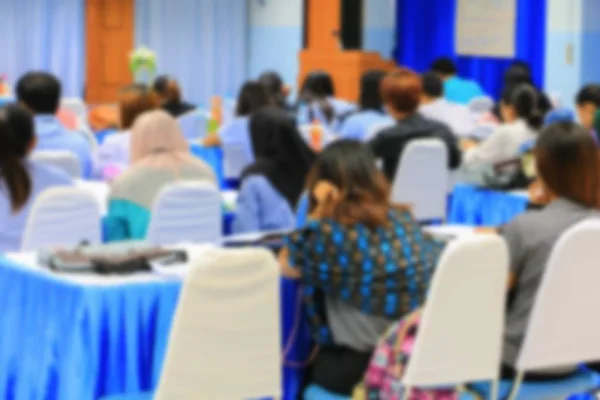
[363,0,396,58]
[247,0,303,92]
[545,0,600,108]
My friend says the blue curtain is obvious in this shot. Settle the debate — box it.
[0,0,85,97]
[395,0,546,99]
[135,0,248,107]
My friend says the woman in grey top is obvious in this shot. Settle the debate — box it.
[500,121,600,379]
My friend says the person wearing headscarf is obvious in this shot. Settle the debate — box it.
[105,110,216,241]
[232,107,314,234]
[338,70,393,141]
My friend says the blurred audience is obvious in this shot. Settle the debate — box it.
[339,70,393,141]
[369,68,461,181]
[575,84,600,131]
[232,108,314,234]
[258,71,291,112]
[0,104,72,252]
[419,71,475,137]
[153,75,196,118]
[105,111,215,241]
[431,57,484,104]
[17,72,93,178]
[96,84,159,176]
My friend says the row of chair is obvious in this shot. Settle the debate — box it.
[21,182,223,251]
[107,219,600,399]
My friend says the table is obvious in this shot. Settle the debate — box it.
[448,184,529,226]
[0,252,312,400]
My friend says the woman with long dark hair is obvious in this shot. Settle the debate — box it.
[279,140,445,397]
[338,70,393,141]
[0,104,72,251]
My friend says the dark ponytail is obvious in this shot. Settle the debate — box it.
[0,105,34,212]
[502,84,543,130]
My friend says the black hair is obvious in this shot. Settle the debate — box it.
[431,57,457,75]
[152,75,171,95]
[421,72,444,98]
[576,84,600,107]
[16,72,61,114]
[359,70,385,111]
[235,81,272,117]
[302,71,335,99]
[259,71,286,108]
[504,64,532,88]
[0,104,35,212]
[501,84,543,130]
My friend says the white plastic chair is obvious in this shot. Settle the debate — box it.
[402,235,509,399]
[471,123,498,140]
[178,109,209,141]
[147,181,222,245]
[392,139,448,221]
[222,143,253,181]
[155,247,281,399]
[60,98,87,124]
[505,219,600,400]
[21,187,101,251]
[365,120,395,141]
[31,150,82,178]
[468,96,495,118]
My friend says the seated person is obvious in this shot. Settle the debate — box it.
[419,72,475,137]
[279,140,445,397]
[16,72,93,178]
[232,107,314,234]
[463,84,540,167]
[105,110,215,241]
[153,75,196,118]
[96,84,159,177]
[0,104,73,252]
[501,121,600,379]
[575,84,600,132]
[258,71,292,112]
[339,70,393,141]
[203,81,272,164]
[297,71,356,126]
[369,68,461,182]
[431,57,484,105]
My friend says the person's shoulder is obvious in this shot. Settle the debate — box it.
[29,160,74,186]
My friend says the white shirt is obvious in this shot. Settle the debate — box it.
[464,119,537,166]
[419,99,475,137]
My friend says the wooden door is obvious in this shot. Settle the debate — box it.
[306,0,341,52]
[86,0,134,104]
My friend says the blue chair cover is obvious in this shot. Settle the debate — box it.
[448,184,528,226]
[295,193,309,228]
[189,144,225,189]
[304,385,350,400]
[0,258,312,400]
[469,369,600,400]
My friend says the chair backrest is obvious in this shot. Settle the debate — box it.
[147,181,222,245]
[31,151,82,178]
[403,235,509,388]
[471,123,498,140]
[178,110,209,140]
[517,218,600,371]
[21,187,101,251]
[392,139,448,221]
[468,96,494,115]
[76,123,99,150]
[222,142,253,180]
[60,98,87,123]
[155,247,281,400]
[366,120,395,141]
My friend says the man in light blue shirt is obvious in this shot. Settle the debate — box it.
[17,72,93,178]
[431,57,485,105]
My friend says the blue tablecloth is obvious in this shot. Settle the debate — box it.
[0,257,312,400]
[190,144,224,189]
[448,184,529,226]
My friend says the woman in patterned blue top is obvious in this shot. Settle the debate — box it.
[279,140,446,397]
